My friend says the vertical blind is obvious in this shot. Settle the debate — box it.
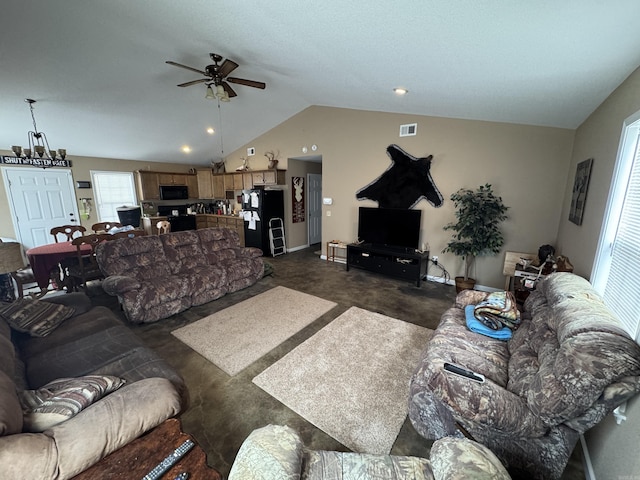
[594,124,640,342]
[91,171,137,222]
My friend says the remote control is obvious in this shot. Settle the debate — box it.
[443,362,485,383]
[142,440,194,480]
[174,474,189,480]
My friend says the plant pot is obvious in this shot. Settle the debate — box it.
[455,276,476,293]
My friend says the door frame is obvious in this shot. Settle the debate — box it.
[307,172,322,245]
[2,166,79,247]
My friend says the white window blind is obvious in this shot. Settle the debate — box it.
[592,112,640,342]
[90,171,137,223]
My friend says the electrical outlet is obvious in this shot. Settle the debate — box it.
[431,255,438,265]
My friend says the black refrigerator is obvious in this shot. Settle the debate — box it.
[242,189,285,256]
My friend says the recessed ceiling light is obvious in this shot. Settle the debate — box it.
[394,87,408,95]
[207,127,215,134]
[181,145,192,153]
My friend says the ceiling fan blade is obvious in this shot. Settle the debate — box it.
[177,78,208,87]
[227,77,266,89]
[219,59,239,77]
[222,81,237,98]
[166,61,207,76]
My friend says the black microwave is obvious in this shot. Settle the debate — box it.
[159,185,189,200]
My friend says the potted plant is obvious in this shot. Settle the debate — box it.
[442,183,509,292]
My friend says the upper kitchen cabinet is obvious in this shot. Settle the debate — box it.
[135,171,199,200]
[252,170,286,186]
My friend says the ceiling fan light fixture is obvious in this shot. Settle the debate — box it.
[205,85,215,100]
[220,91,230,102]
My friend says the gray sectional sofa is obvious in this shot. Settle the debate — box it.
[409,272,640,479]
[0,293,186,480]
[96,227,264,324]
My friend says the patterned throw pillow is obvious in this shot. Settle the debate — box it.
[0,298,75,337]
[20,375,126,432]
[0,273,15,303]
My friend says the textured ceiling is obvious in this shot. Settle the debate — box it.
[2,0,640,166]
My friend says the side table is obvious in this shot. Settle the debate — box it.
[73,418,221,479]
[326,240,347,263]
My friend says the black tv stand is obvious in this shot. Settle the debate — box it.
[346,243,429,287]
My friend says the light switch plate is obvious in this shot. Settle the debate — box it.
[322,197,333,205]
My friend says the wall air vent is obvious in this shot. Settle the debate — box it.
[399,123,417,137]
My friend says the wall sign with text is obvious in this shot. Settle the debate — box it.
[1,155,72,168]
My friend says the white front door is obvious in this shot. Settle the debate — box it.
[308,173,322,245]
[2,167,80,249]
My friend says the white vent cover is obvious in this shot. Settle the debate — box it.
[399,123,417,137]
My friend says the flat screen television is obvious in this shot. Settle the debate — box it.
[357,207,421,250]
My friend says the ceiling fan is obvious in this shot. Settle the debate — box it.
[166,53,266,100]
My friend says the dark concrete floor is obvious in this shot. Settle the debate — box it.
[87,246,584,479]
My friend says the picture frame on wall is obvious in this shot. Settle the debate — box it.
[569,157,593,226]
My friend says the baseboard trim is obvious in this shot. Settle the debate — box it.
[287,244,309,253]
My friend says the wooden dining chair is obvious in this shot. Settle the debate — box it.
[156,220,170,234]
[91,221,122,233]
[61,234,111,292]
[50,225,87,243]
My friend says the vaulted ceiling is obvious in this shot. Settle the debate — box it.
[2,0,640,166]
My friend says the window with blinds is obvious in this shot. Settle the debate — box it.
[90,171,137,222]
[591,111,640,342]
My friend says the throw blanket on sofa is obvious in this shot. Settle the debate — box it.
[473,291,521,330]
[465,305,512,340]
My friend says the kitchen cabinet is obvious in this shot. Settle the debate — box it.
[252,170,286,186]
[158,173,186,185]
[185,174,199,198]
[212,175,225,198]
[136,171,160,200]
[223,173,244,191]
[242,172,253,189]
[196,169,214,199]
[136,171,198,200]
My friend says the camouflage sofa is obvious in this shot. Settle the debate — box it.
[96,227,264,324]
[408,272,640,479]
[228,424,511,480]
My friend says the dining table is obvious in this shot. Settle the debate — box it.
[26,240,92,293]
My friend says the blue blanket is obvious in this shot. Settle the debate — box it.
[465,305,512,340]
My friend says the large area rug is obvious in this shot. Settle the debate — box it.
[171,286,337,376]
[252,306,433,454]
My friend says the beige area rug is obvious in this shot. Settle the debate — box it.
[171,286,337,376]
[253,306,433,454]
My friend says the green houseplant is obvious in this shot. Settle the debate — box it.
[442,184,509,292]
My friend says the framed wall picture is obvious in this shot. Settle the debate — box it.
[569,158,593,225]
[292,177,305,223]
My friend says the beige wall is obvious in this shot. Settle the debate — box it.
[226,106,575,289]
[0,151,197,239]
[558,66,640,479]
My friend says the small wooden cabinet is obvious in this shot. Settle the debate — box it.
[224,173,244,191]
[252,170,286,186]
[196,169,214,199]
[136,171,161,200]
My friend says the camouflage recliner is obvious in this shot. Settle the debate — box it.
[409,273,640,479]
